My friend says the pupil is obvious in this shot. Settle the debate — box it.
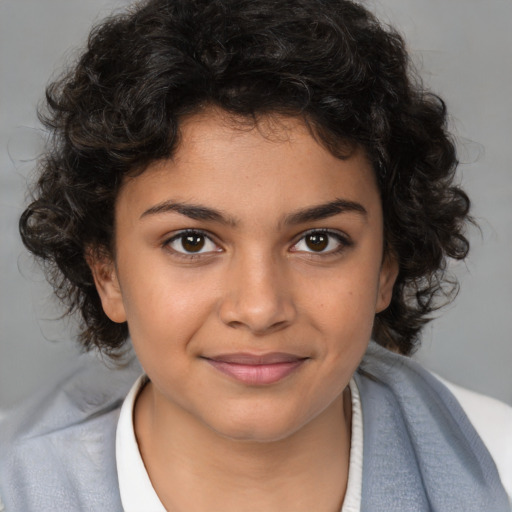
[306,233,328,251]
[182,234,205,252]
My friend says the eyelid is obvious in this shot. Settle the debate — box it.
[163,229,223,257]
[290,228,353,254]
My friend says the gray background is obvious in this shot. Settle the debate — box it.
[1,0,511,410]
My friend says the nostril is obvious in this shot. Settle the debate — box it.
[226,318,291,336]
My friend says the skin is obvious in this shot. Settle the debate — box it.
[91,109,398,511]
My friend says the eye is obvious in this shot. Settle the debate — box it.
[166,230,221,255]
[291,230,351,254]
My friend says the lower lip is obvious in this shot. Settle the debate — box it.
[206,359,306,385]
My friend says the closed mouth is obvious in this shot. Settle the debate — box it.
[203,353,309,385]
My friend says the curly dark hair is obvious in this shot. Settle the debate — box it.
[19,0,470,356]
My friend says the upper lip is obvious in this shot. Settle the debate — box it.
[205,352,307,365]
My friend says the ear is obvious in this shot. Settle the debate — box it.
[86,248,127,323]
[376,251,399,313]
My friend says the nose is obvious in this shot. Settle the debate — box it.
[218,251,296,335]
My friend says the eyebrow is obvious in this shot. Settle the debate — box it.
[140,200,237,226]
[140,198,367,226]
[283,198,367,225]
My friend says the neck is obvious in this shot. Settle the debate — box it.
[134,382,352,512]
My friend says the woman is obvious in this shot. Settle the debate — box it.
[1,0,510,510]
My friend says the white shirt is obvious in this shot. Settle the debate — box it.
[116,375,512,512]
[116,376,166,512]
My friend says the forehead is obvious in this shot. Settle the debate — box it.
[117,109,381,226]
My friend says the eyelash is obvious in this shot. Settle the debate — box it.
[163,228,352,259]
[291,229,353,257]
[163,229,221,259]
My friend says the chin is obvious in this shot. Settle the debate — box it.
[205,405,313,444]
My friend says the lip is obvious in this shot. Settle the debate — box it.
[204,352,308,385]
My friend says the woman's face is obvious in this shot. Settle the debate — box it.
[93,110,397,442]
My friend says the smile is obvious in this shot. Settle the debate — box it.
[203,353,308,385]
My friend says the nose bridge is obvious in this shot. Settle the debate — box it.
[219,245,295,334]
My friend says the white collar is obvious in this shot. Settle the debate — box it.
[116,376,166,512]
[116,376,363,512]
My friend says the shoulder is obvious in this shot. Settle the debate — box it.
[0,353,140,511]
[355,342,511,510]
[0,352,139,445]
[437,375,512,500]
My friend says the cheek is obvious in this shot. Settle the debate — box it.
[303,266,381,332]
[118,261,220,351]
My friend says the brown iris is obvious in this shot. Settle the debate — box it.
[305,232,329,252]
[181,234,205,252]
